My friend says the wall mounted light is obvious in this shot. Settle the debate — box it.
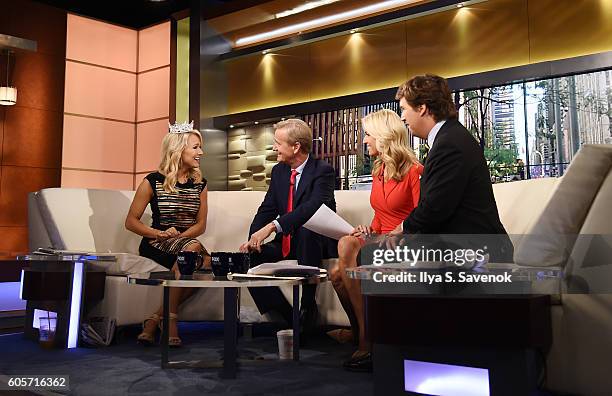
[0,50,17,106]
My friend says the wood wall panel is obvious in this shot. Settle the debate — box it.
[10,51,66,112]
[0,1,66,259]
[227,45,311,114]
[528,0,612,63]
[221,0,612,115]
[404,0,529,78]
[0,166,61,227]
[309,23,406,101]
[2,106,63,168]
[0,227,28,255]
[0,107,4,165]
[2,1,67,57]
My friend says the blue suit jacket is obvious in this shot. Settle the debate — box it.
[249,157,337,265]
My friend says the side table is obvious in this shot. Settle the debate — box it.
[18,254,112,348]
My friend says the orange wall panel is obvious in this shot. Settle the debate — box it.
[64,61,136,122]
[62,115,135,172]
[61,170,134,190]
[138,22,171,72]
[135,119,168,173]
[137,67,170,122]
[66,14,137,72]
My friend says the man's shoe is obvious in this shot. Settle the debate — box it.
[299,305,318,335]
[343,352,373,372]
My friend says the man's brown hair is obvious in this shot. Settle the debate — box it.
[395,74,457,122]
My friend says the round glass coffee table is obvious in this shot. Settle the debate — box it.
[128,271,327,378]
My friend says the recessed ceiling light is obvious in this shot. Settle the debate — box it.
[230,124,235,128]
[281,117,286,121]
[236,0,418,47]
[254,121,259,125]
[350,29,358,34]
[457,2,464,8]
[262,50,269,54]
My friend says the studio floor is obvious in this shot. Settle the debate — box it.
[0,322,373,396]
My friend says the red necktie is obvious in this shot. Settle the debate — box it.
[282,169,299,257]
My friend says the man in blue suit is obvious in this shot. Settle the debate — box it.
[240,118,337,332]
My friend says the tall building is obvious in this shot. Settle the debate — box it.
[491,85,517,150]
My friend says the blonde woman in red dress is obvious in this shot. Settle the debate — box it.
[329,109,423,371]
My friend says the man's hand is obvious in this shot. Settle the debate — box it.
[239,223,276,253]
[380,223,404,250]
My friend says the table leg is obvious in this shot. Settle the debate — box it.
[161,286,169,368]
[222,287,238,379]
[293,284,300,361]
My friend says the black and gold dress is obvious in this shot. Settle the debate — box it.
[139,172,209,269]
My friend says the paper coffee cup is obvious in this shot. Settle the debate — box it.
[277,329,293,360]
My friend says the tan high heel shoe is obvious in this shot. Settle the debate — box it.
[326,329,354,344]
[137,313,160,346]
[159,313,182,348]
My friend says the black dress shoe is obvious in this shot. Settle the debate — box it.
[343,352,373,372]
[299,305,318,335]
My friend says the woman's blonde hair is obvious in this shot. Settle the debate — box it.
[158,130,203,193]
[362,109,418,182]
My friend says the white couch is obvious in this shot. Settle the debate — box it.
[28,144,612,395]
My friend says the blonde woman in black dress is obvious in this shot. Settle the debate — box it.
[125,122,210,347]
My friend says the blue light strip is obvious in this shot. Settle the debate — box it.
[19,270,24,300]
[67,261,84,349]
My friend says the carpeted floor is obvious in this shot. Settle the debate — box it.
[0,323,373,396]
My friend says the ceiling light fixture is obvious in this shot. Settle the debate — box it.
[262,50,269,54]
[230,124,235,128]
[0,50,17,106]
[350,29,358,33]
[276,0,340,19]
[457,3,464,8]
[254,121,259,125]
[236,0,418,47]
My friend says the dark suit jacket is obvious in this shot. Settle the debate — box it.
[249,157,337,265]
[403,119,512,260]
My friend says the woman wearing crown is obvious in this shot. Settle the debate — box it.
[125,121,210,347]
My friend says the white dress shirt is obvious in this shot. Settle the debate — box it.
[427,120,447,149]
[273,155,309,233]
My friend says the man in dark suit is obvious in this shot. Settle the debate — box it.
[240,118,337,331]
[395,74,512,261]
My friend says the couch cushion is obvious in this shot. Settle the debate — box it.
[36,188,149,254]
[334,190,374,228]
[514,145,612,267]
[199,191,267,252]
[493,178,560,236]
[566,168,612,290]
[87,253,167,275]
